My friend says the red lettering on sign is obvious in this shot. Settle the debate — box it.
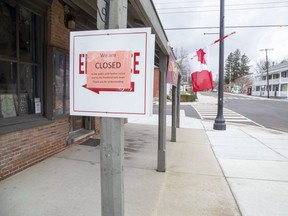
[133,52,140,74]
[79,54,86,74]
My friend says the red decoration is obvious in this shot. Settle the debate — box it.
[196,49,207,64]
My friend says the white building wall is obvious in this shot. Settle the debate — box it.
[252,62,288,99]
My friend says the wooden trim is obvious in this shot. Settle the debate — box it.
[129,0,170,55]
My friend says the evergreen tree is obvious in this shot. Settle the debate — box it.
[224,53,233,84]
[232,49,241,81]
[240,54,250,77]
[224,49,250,84]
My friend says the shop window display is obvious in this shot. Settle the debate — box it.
[0,1,41,119]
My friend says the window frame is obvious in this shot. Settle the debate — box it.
[0,1,50,134]
[47,46,70,120]
[52,47,70,118]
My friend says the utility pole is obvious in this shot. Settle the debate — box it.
[259,48,273,98]
[229,64,232,92]
[213,0,226,130]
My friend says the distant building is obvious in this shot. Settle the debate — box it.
[252,62,288,98]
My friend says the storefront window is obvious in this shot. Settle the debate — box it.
[53,50,69,116]
[19,7,39,61]
[0,1,41,120]
[19,64,39,114]
[0,1,16,57]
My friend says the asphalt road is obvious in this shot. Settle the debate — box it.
[219,93,288,133]
[153,92,288,133]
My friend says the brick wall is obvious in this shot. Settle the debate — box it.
[0,0,72,180]
[0,119,70,180]
[48,0,70,50]
[0,0,104,180]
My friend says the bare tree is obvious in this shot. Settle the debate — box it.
[173,47,190,83]
[255,59,276,74]
[234,75,253,93]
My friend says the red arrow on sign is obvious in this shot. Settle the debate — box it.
[82,82,135,94]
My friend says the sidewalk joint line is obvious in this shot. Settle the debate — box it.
[227,176,288,183]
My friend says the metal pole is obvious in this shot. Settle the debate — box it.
[157,51,168,172]
[176,74,181,128]
[213,0,226,130]
[171,85,176,142]
[229,64,231,92]
[100,1,127,215]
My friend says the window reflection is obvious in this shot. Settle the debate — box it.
[54,52,64,115]
[0,2,41,119]
[53,50,69,116]
[0,61,17,94]
[19,64,35,114]
[0,2,16,57]
[19,7,38,61]
[0,61,17,118]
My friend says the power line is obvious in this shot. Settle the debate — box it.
[154,0,287,5]
[156,1,288,10]
[164,24,288,30]
[158,5,288,14]
[154,0,219,4]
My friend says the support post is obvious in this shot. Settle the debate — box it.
[213,0,226,131]
[176,74,181,128]
[100,118,124,216]
[157,51,168,172]
[100,1,127,215]
[171,85,177,142]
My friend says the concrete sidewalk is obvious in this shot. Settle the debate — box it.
[0,123,240,215]
[195,93,288,216]
[204,121,288,216]
[1,93,288,216]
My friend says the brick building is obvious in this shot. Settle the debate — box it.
[0,0,101,180]
[0,0,172,180]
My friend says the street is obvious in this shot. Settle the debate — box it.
[202,92,288,133]
[154,92,288,133]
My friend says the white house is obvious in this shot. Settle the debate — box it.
[252,61,288,98]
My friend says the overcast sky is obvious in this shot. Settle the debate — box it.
[152,0,288,78]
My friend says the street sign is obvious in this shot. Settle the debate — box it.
[70,28,155,118]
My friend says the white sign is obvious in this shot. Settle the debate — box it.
[70,28,155,118]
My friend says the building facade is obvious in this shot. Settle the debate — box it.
[0,0,172,180]
[252,62,288,98]
[0,0,102,180]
